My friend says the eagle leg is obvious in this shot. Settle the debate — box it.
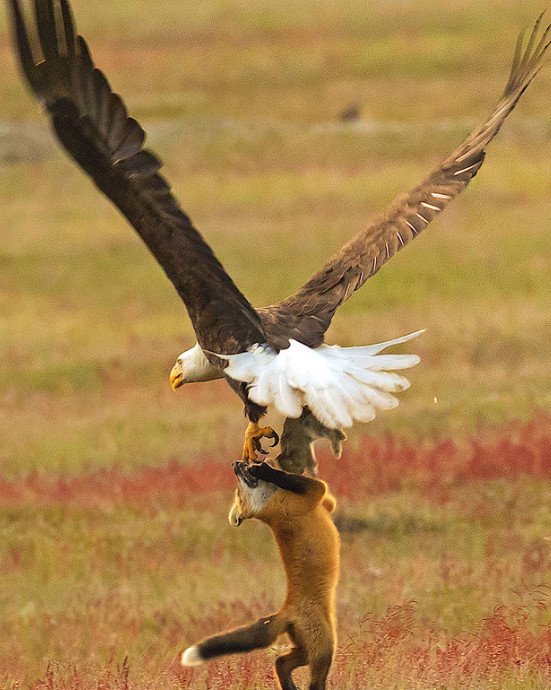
[242,422,279,462]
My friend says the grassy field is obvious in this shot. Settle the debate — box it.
[0,0,551,687]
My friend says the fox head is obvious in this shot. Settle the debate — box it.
[228,461,278,526]
[228,461,335,527]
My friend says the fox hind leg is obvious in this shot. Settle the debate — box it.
[308,649,333,690]
[275,646,307,690]
[274,644,333,690]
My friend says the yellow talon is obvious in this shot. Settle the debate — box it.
[242,422,279,462]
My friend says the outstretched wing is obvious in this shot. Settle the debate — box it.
[8,0,265,357]
[259,16,551,349]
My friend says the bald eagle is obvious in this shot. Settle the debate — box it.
[9,0,550,469]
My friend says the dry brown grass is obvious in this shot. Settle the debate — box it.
[1,0,550,687]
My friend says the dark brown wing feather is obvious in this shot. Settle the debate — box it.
[8,0,265,357]
[259,16,550,349]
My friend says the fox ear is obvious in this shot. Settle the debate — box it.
[228,500,242,526]
[322,493,336,514]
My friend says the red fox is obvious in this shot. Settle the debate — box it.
[181,461,340,690]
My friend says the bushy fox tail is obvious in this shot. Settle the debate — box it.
[181,612,289,666]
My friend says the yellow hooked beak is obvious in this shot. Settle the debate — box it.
[169,362,184,390]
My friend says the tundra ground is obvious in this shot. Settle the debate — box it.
[0,0,550,686]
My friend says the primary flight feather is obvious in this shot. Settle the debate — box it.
[8,0,550,465]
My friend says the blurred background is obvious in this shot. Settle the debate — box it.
[0,0,550,479]
[0,2,551,686]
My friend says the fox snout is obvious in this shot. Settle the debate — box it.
[233,461,260,488]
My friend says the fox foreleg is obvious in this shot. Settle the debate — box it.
[248,462,318,495]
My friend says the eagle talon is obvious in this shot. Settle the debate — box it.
[242,422,280,462]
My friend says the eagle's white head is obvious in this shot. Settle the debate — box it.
[169,343,223,388]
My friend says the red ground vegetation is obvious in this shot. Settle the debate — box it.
[177,597,551,689]
[1,412,550,507]
[330,599,551,688]
[319,410,551,500]
[18,600,551,689]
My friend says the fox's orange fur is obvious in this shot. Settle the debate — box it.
[181,461,340,690]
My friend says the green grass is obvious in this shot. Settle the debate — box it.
[0,0,551,686]
[1,140,550,474]
[2,476,551,687]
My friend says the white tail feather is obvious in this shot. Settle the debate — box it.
[221,330,424,429]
